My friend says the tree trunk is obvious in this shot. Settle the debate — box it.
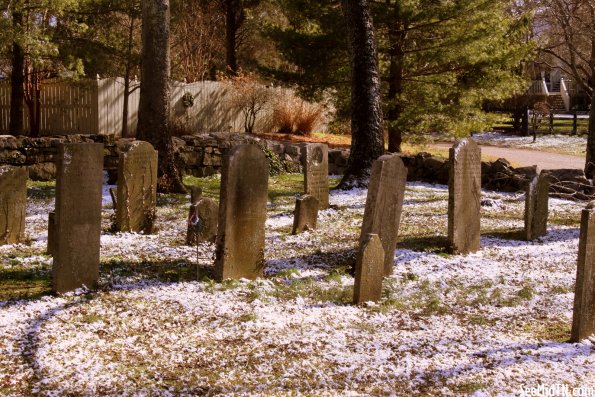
[137,0,186,193]
[121,13,137,139]
[585,22,595,180]
[586,91,595,178]
[339,0,384,188]
[225,0,238,74]
[9,11,24,136]
[386,3,406,153]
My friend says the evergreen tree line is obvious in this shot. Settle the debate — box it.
[3,0,595,185]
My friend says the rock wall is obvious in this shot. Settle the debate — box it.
[0,133,592,199]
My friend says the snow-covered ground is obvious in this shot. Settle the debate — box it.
[471,132,586,157]
[1,182,594,396]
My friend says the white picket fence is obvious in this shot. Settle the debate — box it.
[0,77,284,136]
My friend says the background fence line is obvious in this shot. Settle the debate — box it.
[0,77,289,136]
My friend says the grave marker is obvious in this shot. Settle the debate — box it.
[571,200,595,342]
[186,197,219,245]
[353,234,384,304]
[303,143,329,209]
[52,143,103,294]
[116,141,158,233]
[524,170,549,240]
[292,194,319,234]
[0,166,27,245]
[359,154,407,275]
[47,212,55,255]
[214,145,269,281]
[448,138,481,254]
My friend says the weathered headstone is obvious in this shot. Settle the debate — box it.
[52,143,103,294]
[524,170,550,241]
[186,197,219,245]
[448,138,481,254]
[116,141,158,233]
[214,145,269,281]
[353,234,385,304]
[292,194,319,234]
[47,211,55,256]
[0,166,27,245]
[302,143,329,209]
[359,154,408,275]
[571,200,595,342]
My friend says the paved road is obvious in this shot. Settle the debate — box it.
[431,143,584,170]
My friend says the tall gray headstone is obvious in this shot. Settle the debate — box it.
[116,141,158,233]
[359,154,408,275]
[52,143,103,294]
[302,143,329,209]
[0,166,27,245]
[448,138,481,254]
[353,234,384,304]
[571,201,595,342]
[524,170,549,241]
[214,145,269,281]
[292,194,319,234]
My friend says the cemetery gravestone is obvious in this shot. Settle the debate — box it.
[214,145,269,281]
[292,194,319,234]
[524,170,550,241]
[0,166,27,245]
[116,141,158,233]
[303,143,329,209]
[571,201,595,342]
[353,234,384,304]
[47,212,55,255]
[186,197,219,245]
[52,143,103,294]
[448,138,481,254]
[359,154,408,275]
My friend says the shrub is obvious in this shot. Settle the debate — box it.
[267,93,326,136]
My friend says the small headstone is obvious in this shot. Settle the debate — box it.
[524,170,550,240]
[302,143,329,209]
[109,187,117,209]
[52,143,103,294]
[292,194,319,234]
[47,212,55,256]
[214,145,269,281]
[0,166,27,245]
[116,141,158,233]
[571,200,595,342]
[448,138,481,254]
[186,197,219,245]
[190,186,203,204]
[353,234,385,304]
[359,154,407,275]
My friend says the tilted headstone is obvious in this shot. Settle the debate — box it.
[116,141,158,234]
[292,194,319,234]
[359,154,408,275]
[448,138,481,254]
[47,211,55,256]
[353,234,385,304]
[0,166,27,245]
[186,197,219,245]
[571,200,595,342]
[214,145,269,281]
[302,143,329,209]
[524,170,549,241]
[52,143,103,294]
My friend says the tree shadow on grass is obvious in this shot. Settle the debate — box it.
[0,268,52,301]
[414,340,592,394]
[397,235,450,255]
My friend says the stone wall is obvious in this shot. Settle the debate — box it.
[0,133,592,199]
